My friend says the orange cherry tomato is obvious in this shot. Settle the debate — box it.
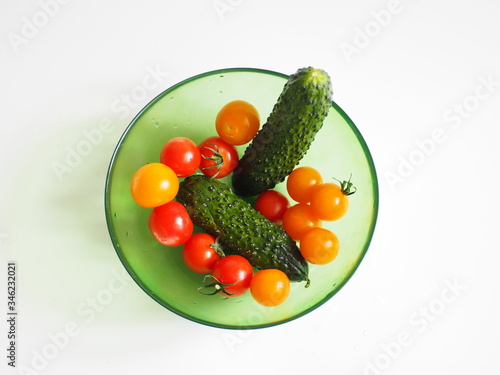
[215,100,260,145]
[310,182,349,221]
[299,227,339,265]
[250,269,290,307]
[286,166,323,203]
[130,163,179,208]
[282,203,321,241]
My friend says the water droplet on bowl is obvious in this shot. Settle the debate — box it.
[152,117,161,128]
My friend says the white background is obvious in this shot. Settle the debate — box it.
[1,0,499,374]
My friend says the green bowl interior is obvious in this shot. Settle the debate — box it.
[105,68,378,329]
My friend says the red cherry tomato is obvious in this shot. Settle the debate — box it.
[148,201,194,247]
[160,137,201,177]
[182,233,222,274]
[254,190,290,224]
[203,255,254,297]
[199,136,239,178]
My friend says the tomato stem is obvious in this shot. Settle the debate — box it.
[333,174,357,196]
[198,275,235,296]
[201,143,223,178]
[210,237,226,258]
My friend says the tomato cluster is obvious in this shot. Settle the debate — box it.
[129,98,354,308]
[129,135,239,248]
[129,100,251,247]
[284,166,355,265]
[185,234,289,306]
[129,100,290,307]
[252,165,355,266]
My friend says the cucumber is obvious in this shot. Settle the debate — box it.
[232,67,333,197]
[177,174,309,284]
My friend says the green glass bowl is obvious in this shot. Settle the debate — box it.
[104,68,378,329]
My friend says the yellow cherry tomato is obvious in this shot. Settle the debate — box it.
[130,163,179,208]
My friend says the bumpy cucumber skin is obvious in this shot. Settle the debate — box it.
[232,67,333,197]
[177,175,309,283]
